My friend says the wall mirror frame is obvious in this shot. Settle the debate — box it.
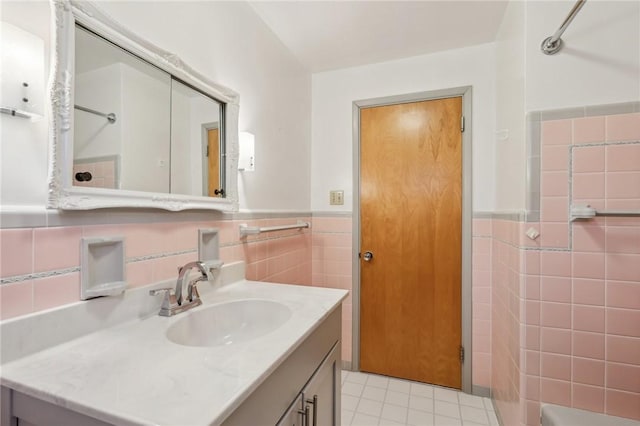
[47,0,239,211]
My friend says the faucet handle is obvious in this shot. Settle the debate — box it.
[149,287,179,316]
[149,287,174,296]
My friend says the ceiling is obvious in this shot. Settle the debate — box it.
[249,1,508,73]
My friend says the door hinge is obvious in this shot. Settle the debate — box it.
[206,145,209,157]
[459,345,465,363]
[461,116,465,133]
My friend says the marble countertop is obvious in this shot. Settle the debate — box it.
[0,279,348,426]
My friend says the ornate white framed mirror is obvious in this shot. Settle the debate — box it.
[47,0,239,211]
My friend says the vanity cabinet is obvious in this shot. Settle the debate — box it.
[1,305,342,426]
[278,342,340,426]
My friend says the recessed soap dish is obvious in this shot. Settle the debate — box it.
[80,237,126,300]
[198,228,220,262]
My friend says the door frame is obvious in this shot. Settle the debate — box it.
[201,121,220,197]
[351,86,473,394]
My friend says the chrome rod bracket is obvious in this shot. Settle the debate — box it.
[541,0,587,55]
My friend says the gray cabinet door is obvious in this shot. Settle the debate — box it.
[301,343,340,426]
[277,394,305,426]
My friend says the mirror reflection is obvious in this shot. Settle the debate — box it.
[73,25,224,197]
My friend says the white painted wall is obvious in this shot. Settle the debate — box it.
[74,64,123,160]
[0,1,311,211]
[120,63,171,194]
[525,0,640,111]
[0,1,49,209]
[311,43,496,212]
[94,1,311,211]
[494,1,526,211]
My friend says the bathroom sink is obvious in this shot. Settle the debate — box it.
[165,299,292,347]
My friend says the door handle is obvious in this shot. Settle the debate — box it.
[362,251,373,262]
[298,405,309,426]
[305,395,318,426]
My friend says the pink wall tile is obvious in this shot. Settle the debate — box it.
[540,302,571,329]
[607,281,640,309]
[540,252,572,277]
[606,363,640,393]
[573,146,605,175]
[607,308,640,338]
[606,172,640,199]
[573,173,605,200]
[0,229,33,278]
[607,335,640,366]
[540,223,569,248]
[572,252,605,280]
[540,378,571,405]
[606,253,640,282]
[606,113,640,142]
[573,117,605,145]
[526,251,540,275]
[573,279,604,306]
[541,172,569,197]
[33,273,80,311]
[541,353,571,381]
[572,384,604,412]
[606,389,640,420]
[526,350,541,375]
[572,225,605,252]
[606,143,640,172]
[541,197,568,222]
[33,227,82,272]
[606,227,640,254]
[542,120,572,146]
[573,331,605,360]
[0,281,33,320]
[573,305,605,333]
[572,357,604,386]
[540,276,571,303]
[126,260,153,288]
[541,146,569,172]
[540,327,571,355]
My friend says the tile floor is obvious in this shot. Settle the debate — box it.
[341,371,499,426]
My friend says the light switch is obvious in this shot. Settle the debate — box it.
[329,190,344,205]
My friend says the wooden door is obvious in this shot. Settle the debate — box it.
[359,97,462,389]
[207,128,221,197]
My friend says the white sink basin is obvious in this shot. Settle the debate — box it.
[165,299,292,347]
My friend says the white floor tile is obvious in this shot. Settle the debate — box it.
[379,419,407,426]
[352,412,381,426]
[388,378,412,394]
[410,383,434,398]
[482,398,494,412]
[462,421,487,426]
[343,409,355,425]
[367,374,391,389]
[434,415,463,426]
[460,406,488,425]
[458,393,484,409]
[357,398,384,417]
[343,394,360,411]
[343,382,365,397]
[362,385,387,402]
[433,388,459,403]
[409,395,434,413]
[381,403,409,423]
[408,408,435,426]
[342,372,496,426]
[347,371,371,385]
[385,390,410,407]
[434,400,460,419]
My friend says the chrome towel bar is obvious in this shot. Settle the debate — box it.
[239,221,310,237]
[541,0,587,55]
[75,104,116,124]
[570,204,640,221]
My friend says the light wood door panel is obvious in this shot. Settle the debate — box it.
[359,97,462,389]
[207,128,220,197]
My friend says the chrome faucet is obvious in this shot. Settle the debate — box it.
[149,260,222,316]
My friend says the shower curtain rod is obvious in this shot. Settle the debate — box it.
[74,104,117,124]
[541,0,587,55]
